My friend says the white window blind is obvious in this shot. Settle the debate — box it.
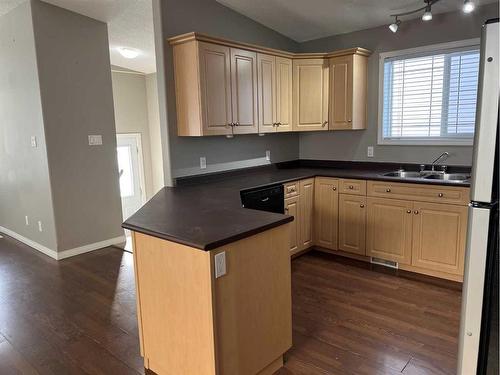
[381,45,480,144]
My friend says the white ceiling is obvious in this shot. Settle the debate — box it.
[217,0,498,42]
[0,0,156,73]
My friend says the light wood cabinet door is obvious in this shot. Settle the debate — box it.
[293,59,329,131]
[275,57,293,132]
[198,42,232,135]
[314,178,339,250]
[329,55,352,129]
[299,179,314,250]
[230,48,258,134]
[338,194,366,255]
[257,54,276,133]
[366,197,413,265]
[411,202,468,275]
[285,196,300,254]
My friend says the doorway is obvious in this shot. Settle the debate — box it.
[116,133,147,249]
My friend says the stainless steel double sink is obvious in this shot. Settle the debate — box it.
[382,170,470,183]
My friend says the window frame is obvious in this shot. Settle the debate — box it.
[377,38,480,146]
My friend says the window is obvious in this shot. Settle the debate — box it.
[378,40,480,145]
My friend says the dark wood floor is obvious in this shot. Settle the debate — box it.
[0,234,462,375]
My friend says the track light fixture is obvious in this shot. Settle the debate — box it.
[388,0,475,33]
[463,0,475,13]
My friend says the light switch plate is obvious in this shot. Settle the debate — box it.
[37,221,43,232]
[367,146,374,158]
[25,216,29,226]
[214,251,226,278]
[30,136,37,148]
[266,150,271,161]
[200,156,207,169]
[88,135,103,146]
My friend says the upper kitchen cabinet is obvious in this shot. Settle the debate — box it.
[329,50,370,130]
[258,54,293,133]
[293,59,329,131]
[169,32,371,136]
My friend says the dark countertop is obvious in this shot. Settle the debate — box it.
[123,160,471,251]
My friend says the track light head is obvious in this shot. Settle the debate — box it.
[389,18,402,33]
[422,4,433,21]
[463,0,475,13]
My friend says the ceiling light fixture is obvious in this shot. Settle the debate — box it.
[389,17,402,33]
[422,1,433,21]
[117,47,141,59]
[463,0,475,13]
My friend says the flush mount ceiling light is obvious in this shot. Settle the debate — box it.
[387,0,474,33]
[463,0,475,13]
[117,47,141,59]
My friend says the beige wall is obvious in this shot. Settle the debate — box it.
[112,70,155,198]
[145,73,165,194]
[298,3,499,166]
[0,1,58,250]
[31,0,124,252]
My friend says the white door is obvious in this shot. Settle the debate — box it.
[117,134,146,221]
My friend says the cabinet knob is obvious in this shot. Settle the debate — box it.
[360,204,365,208]
[414,210,419,215]
[235,122,240,126]
[277,122,282,126]
[332,186,337,191]
[386,188,391,192]
[438,193,444,197]
[272,123,277,127]
[227,122,233,127]
[349,185,354,189]
[406,210,412,214]
[322,121,328,127]
[348,119,352,122]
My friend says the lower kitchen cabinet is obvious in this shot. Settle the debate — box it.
[366,197,413,265]
[338,194,366,255]
[411,202,468,275]
[299,179,314,250]
[285,196,300,254]
[314,178,339,250]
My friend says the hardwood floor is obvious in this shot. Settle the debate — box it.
[0,235,461,374]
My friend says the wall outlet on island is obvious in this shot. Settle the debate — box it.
[266,150,271,161]
[38,221,43,232]
[25,216,29,226]
[214,251,226,278]
[200,156,207,169]
[367,146,374,158]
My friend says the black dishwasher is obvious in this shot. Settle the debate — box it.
[240,185,284,214]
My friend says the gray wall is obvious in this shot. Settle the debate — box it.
[0,1,58,249]
[298,3,499,166]
[160,0,301,178]
[112,70,155,198]
[145,73,165,194]
[32,0,124,251]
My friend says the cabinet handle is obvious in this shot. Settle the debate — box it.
[277,122,282,126]
[438,193,444,197]
[285,208,289,213]
[414,210,419,215]
[322,121,328,127]
[386,188,391,192]
[360,204,365,208]
[332,186,337,191]
[348,119,352,122]
[406,210,412,214]
[349,185,354,189]
[272,123,277,127]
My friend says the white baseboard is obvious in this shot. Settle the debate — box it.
[0,225,125,261]
[57,236,126,260]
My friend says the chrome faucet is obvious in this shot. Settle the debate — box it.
[431,152,449,172]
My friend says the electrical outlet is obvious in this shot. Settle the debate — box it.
[30,136,37,148]
[200,156,207,169]
[214,251,226,278]
[266,150,271,161]
[38,221,43,232]
[25,216,29,226]
[88,135,103,146]
[367,146,374,158]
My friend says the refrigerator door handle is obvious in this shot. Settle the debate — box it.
[457,206,491,374]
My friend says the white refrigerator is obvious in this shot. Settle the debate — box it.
[457,18,499,375]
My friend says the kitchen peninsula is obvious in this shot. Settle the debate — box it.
[123,160,471,375]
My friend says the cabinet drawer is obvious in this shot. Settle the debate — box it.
[339,179,366,195]
[367,181,469,206]
[284,181,300,198]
